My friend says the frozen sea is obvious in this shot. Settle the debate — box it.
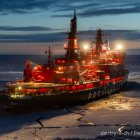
[0,55,140,140]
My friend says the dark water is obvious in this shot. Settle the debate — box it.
[0,55,139,88]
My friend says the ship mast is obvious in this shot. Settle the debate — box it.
[95,29,103,58]
[65,10,79,61]
[45,46,54,67]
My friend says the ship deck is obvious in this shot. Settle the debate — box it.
[6,80,101,89]
[6,82,69,89]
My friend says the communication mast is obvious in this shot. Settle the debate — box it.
[65,10,79,61]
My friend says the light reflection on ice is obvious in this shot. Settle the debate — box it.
[85,94,140,111]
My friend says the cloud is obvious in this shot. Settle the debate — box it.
[52,0,140,17]
[0,0,140,17]
[105,30,140,41]
[0,30,140,43]
[78,5,140,17]
[0,26,61,31]
[0,32,66,42]
[0,0,55,14]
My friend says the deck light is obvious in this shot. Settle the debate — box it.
[18,86,22,90]
[83,44,90,50]
[116,44,123,50]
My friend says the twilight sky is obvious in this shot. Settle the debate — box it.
[0,0,140,54]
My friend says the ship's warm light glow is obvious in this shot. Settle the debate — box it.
[18,86,22,90]
[64,43,67,49]
[58,67,62,70]
[34,66,37,70]
[83,44,90,50]
[116,44,123,50]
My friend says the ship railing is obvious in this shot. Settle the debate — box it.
[7,77,125,99]
[8,81,101,99]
